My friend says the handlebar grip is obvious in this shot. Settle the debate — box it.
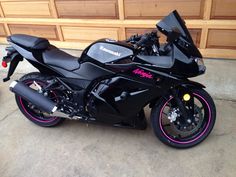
[136,34,148,47]
[127,34,142,43]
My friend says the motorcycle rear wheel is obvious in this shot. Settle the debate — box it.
[15,72,64,127]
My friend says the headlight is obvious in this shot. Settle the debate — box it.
[195,57,206,74]
[195,57,204,66]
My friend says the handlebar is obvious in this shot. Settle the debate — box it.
[135,34,149,47]
[126,30,177,55]
[126,34,142,43]
[127,30,159,49]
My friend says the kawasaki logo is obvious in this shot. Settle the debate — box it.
[99,46,121,57]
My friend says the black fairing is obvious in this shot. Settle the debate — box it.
[170,45,199,77]
[87,75,173,124]
[133,45,200,78]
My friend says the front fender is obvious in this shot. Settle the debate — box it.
[179,80,205,89]
[149,80,205,108]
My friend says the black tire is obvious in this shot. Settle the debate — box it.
[15,72,64,127]
[151,88,216,148]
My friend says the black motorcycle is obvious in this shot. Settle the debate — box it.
[2,10,216,148]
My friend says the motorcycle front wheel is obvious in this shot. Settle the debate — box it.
[151,88,216,148]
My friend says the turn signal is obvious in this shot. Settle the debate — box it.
[2,61,7,68]
[183,93,191,101]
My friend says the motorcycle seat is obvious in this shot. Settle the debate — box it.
[137,55,174,68]
[42,45,80,71]
[7,34,50,50]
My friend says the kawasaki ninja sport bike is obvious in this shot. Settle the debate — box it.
[2,10,216,148]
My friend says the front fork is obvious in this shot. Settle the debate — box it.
[171,88,195,122]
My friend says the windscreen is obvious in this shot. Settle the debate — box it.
[157,10,194,44]
[157,10,202,58]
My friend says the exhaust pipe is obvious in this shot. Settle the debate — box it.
[9,81,57,113]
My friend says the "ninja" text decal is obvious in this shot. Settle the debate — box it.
[132,68,153,79]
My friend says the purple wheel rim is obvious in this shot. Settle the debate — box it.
[159,93,211,144]
[19,80,58,123]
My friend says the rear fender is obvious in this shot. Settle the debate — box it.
[2,49,62,82]
[2,51,23,82]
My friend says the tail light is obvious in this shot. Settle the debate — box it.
[2,60,8,68]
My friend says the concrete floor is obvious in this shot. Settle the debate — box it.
[0,73,236,177]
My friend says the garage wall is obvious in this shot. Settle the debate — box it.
[0,0,235,59]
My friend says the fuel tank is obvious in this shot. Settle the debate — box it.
[81,39,134,64]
